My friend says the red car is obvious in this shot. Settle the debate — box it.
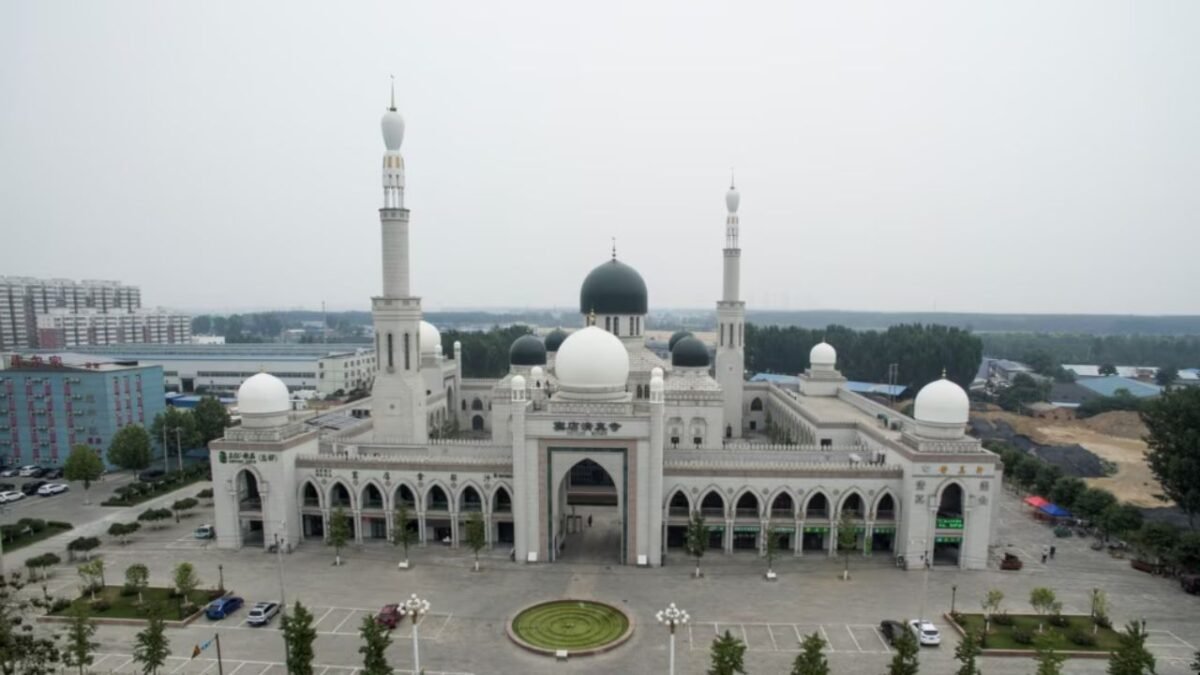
[376,604,402,629]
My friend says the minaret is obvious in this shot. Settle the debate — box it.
[716,177,745,439]
[370,81,427,442]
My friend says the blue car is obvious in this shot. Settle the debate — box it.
[205,596,244,620]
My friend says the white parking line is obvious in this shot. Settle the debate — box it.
[313,607,335,628]
[819,625,832,650]
[331,610,361,634]
[766,624,779,651]
[871,626,891,651]
[227,663,249,675]
[845,625,861,652]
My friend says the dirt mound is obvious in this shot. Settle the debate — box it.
[969,416,1107,478]
[1079,411,1147,440]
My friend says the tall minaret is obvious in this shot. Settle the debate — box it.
[716,177,745,439]
[370,81,427,442]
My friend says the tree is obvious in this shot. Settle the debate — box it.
[1015,459,1041,490]
[193,396,231,444]
[708,629,746,675]
[1050,477,1087,511]
[357,613,393,675]
[282,601,318,675]
[62,445,104,504]
[887,629,920,675]
[1034,464,1064,499]
[836,513,858,580]
[172,562,199,610]
[764,527,782,578]
[1134,521,1177,565]
[464,511,486,572]
[125,564,150,605]
[66,536,100,562]
[1190,649,1198,673]
[137,508,173,529]
[107,424,153,471]
[981,589,1004,632]
[1099,364,1118,376]
[684,513,708,578]
[1142,387,1200,530]
[0,570,64,675]
[63,607,98,675]
[1108,620,1156,675]
[171,498,198,523]
[328,506,350,566]
[1172,532,1200,574]
[1030,588,1059,632]
[791,630,828,675]
[24,553,59,582]
[1076,488,1119,525]
[1034,634,1066,675]
[1155,366,1178,388]
[955,630,982,675]
[133,608,170,675]
[999,373,1053,411]
[1101,504,1144,540]
[108,522,141,545]
[392,505,417,567]
[150,407,203,459]
[77,559,105,600]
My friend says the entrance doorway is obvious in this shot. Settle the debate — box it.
[554,458,622,564]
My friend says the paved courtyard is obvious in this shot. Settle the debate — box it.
[4,476,1199,674]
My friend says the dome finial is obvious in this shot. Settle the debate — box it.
[941,367,947,378]
[389,74,396,112]
[611,236,617,260]
[587,308,597,326]
[730,167,735,190]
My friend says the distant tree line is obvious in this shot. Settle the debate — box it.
[981,333,1200,370]
[745,323,982,391]
[440,325,539,379]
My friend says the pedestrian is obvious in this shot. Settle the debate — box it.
[1041,552,1047,564]
[1042,544,1049,564]
[587,514,593,528]
[1050,545,1056,559]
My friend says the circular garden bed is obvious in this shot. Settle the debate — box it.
[507,600,633,656]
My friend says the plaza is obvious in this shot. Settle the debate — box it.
[5,475,1199,674]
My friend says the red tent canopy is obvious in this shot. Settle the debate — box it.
[1023,496,1050,508]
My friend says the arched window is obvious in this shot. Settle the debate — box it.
[613,316,620,336]
[841,493,864,519]
[404,333,411,370]
[700,491,725,517]
[460,486,482,512]
[750,398,763,411]
[386,333,394,369]
[302,482,321,508]
[472,398,483,411]
[735,492,759,518]
[427,486,449,511]
[876,493,896,520]
[493,487,512,513]
[771,493,794,518]
[805,492,829,519]
[461,400,467,411]
[330,482,352,508]
[937,484,964,519]
[668,491,690,517]
[362,484,384,510]
[605,316,611,331]
[394,484,416,509]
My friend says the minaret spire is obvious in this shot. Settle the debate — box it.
[389,74,396,112]
[611,237,617,260]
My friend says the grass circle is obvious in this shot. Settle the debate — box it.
[508,600,632,655]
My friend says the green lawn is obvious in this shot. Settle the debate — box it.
[954,613,1121,652]
[100,474,208,507]
[2,522,72,552]
[52,586,223,621]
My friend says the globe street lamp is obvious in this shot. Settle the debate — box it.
[400,593,431,674]
[656,602,689,675]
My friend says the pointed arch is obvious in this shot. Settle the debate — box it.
[359,479,387,511]
[698,487,727,518]
[424,481,451,512]
[328,479,354,510]
[491,484,513,513]
[457,481,485,513]
[838,489,866,518]
[936,481,966,519]
[872,490,898,520]
[767,488,796,519]
[732,488,762,518]
[299,480,323,509]
[392,481,418,511]
[666,488,691,517]
[803,489,830,520]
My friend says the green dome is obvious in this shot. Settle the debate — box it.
[510,335,547,366]
[579,259,647,315]
[668,331,693,351]
[545,328,569,353]
[671,336,710,368]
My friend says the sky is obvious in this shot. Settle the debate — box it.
[2,1,1198,315]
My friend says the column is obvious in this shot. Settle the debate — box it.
[724,517,734,554]
[353,509,364,544]
[450,510,460,548]
[321,510,330,542]
[794,518,803,556]
[418,510,427,545]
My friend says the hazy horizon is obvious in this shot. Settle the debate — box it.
[3,2,1198,315]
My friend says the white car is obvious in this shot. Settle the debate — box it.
[37,483,68,496]
[246,601,280,626]
[909,619,941,646]
[16,465,40,477]
[0,468,17,478]
[0,491,24,503]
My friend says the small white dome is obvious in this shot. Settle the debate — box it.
[420,321,441,356]
[511,374,526,391]
[726,185,740,213]
[651,366,664,380]
[914,377,970,425]
[531,366,545,381]
[237,372,290,415]
[381,110,405,151]
[810,341,837,367]
[555,325,630,393]
[650,371,664,393]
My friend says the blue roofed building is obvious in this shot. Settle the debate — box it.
[1076,376,1162,399]
[0,354,165,469]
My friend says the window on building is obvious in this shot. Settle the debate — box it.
[387,333,394,369]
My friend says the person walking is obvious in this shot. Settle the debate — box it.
[587,514,593,528]
[1050,544,1056,559]
[1041,544,1050,564]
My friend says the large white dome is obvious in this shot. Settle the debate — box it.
[237,372,290,415]
[555,326,629,394]
[914,377,970,425]
[420,321,441,356]
[810,341,837,367]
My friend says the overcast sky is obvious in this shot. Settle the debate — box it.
[2,2,1198,315]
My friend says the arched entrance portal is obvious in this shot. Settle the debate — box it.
[934,483,965,566]
[236,469,265,547]
[552,456,624,564]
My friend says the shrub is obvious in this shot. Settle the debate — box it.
[993,613,1015,626]
[1069,630,1097,647]
[18,518,47,534]
[89,599,111,612]
[1011,627,1034,645]
[46,521,72,530]
[1049,613,1070,628]
[50,598,71,613]
[196,488,213,499]
[119,585,138,596]
[1094,614,1112,629]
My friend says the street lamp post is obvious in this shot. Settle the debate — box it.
[218,564,224,593]
[656,602,689,675]
[400,593,430,674]
[951,584,957,614]
[175,427,183,473]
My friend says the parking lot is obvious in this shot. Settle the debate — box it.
[3,477,1199,674]
[85,652,474,675]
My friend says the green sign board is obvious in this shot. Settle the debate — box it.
[935,535,963,543]
[936,518,964,529]
[873,526,896,533]
[803,526,829,534]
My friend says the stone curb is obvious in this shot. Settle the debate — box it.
[505,599,635,658]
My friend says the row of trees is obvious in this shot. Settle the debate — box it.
[323,505,488,571]
[102,397,230,473]
[744,323,982,391]
[981,333,1200,372]
[439,324,539,378]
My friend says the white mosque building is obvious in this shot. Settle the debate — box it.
[210,94,1001,571]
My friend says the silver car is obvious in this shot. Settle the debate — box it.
[246,601,280,626]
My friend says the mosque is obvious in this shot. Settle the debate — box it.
[210,94,1001,571]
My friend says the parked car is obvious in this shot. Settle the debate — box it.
[246,602,280,626]
[0,483,14,492]
[16,465,41,477]
[1180,574,1200,595]
[0,468,18,478]
[879,620,906,645]
[138,469,166,483]
[194,524,216,539]
[376,603,403,629]
[0,491,24,503]
[42,468,63,480]
[37,483,68,496]
[1000,552,1023,570]
[21,480,48,496]
[909,619,941,646]
[205,596,244,620]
